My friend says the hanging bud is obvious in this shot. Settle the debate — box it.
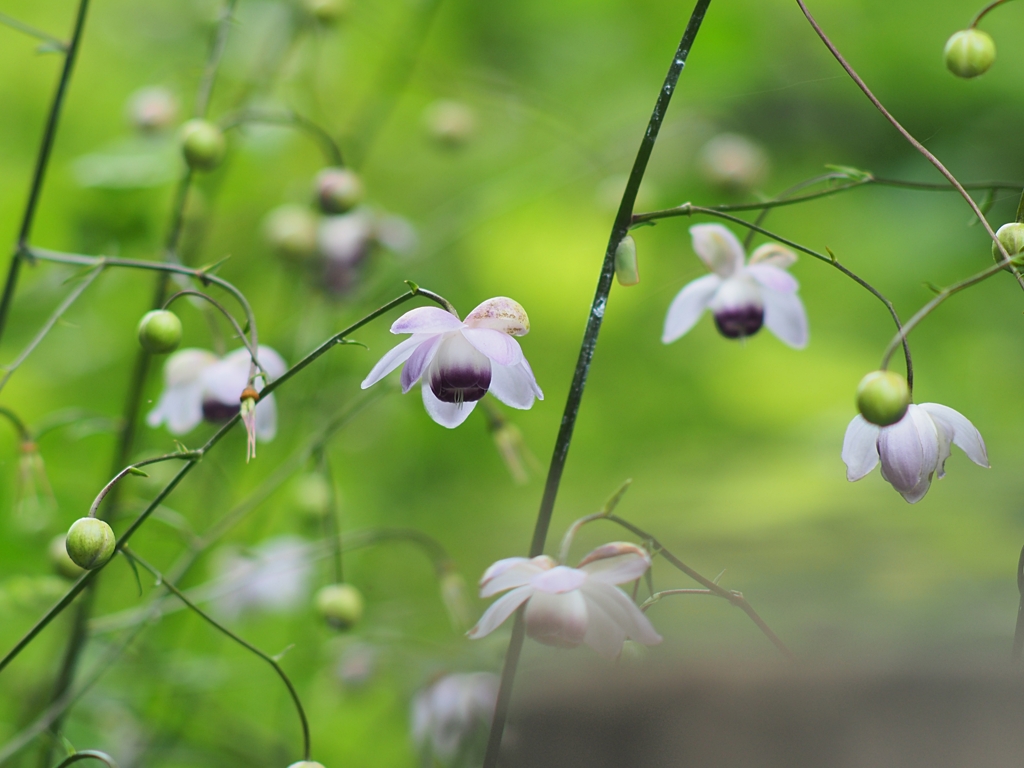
[65,517,116,570]
[315,583,364,630]
[293,472,332,523]
[614,235,640,286]
[423,100,477,148]
[49,534,87,580]
[240,387,260,462]
[137,310,183,354]
[315,168,364,215]
[14,442,56,532]
[180,119,226,172]
[126,86,178,133]
[264,205,319,262]
[944,29,996,78]
[438,563,471,632]
[992,222,1024,269]
[856,370,910,427]
[302,0,347,23]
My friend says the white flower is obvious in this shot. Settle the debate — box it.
[318,208,417,296]
[662,223,808,348]
[467,543,662,659]
[147,346,286,441]
[209,536,313,619]
[360,297,543,429]
[842,402,989,503]
[411,672,498,764]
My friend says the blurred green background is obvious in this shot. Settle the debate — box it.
[2,0,1024,765]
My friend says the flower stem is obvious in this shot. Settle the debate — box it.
[970,0,1017,28]
[220,109,344,166]
[1014,544,1024,661]
[0,12,67,49]
[51,750,118,768]
[482,5,712,767]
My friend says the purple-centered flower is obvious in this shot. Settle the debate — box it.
[842,403,988,503]
[467,543,662,659]
[662,223,808,348]
[360,297,543,429]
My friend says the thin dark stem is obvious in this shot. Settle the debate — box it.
[970,0,1016,27]
[1013,545,1024,661]
[87,452,201,518]
[0,407,31,442]
[482,5,712,768]
[162,289,264,377]
[0,12,67,49]
[220,109,344,166]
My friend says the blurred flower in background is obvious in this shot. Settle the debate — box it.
[209,536,313,619]
[697,133,768,192]
[423,99,477,149]
[126,86,179,134]
[411,672,498,767]
[13,441,57,533]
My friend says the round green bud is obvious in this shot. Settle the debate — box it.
[264,205,319,262]
[992,222,1024,268]
[856,370,910,427]
[302,0,347,23]
[293,473,332,522]
[49,534,87,580]
[315,583,364,630]
[944,29,995,79]
[65,517,116,570]
[314,168,364,214]
[614,235,640,287]
[180,119,226,172]
[137,310,183,354]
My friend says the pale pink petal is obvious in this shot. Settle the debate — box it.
[748,242,797,269]
[760,287,808,349]
[201,355,250,406]
[464,297,530,336]
[524,590,587,648]
[918,403,989,469]
[360,335,426,389]
[529,565,588,594]
[391,307,462,335]
[481,555,553,586]
[747,263,798,293]
[401,334,442,393]
[582,583,662,646]
[488,362,541,409]
[467,586,532,639]
[578,543,651,585]
[899,475,933,504]
[661,273,721,344]
[421,382,477,428]
[842,416,880,481]
[461,327,523,366]
[877,409,928,495]
[690,224,745,277]
[480,559,548,598]
[580,598,627,659]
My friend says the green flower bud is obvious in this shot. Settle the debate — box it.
[315,583,364,630]
[265,205,319,262]
[181,119,226,172]
[944,29,996,79]
[49,534,86,580]
[315,168,364,214]
[302,0,347,23]
[856,370,910,427]
[293,473,332,522]
[65,517,116,570]
[614,235,640,286]
[992,222,1024,268]
[137,310,183,354]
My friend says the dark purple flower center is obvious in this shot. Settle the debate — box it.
[713,305,764,339]
[430,365,491,404]
[203,399,240,423]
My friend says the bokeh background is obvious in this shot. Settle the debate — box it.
[2,0,1024,765]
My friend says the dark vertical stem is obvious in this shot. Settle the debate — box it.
[481,4,712,767]
[1013,545,1024,660]
[0,0,91,345]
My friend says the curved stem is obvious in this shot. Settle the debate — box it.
[162,289,264,378]
[194,0,239,118]
[87,452,201,518]
[52,751,118,768]
[0,407,31,442]
[970,0,1017,27]
[640,588,714,611]
[220,109,344,166]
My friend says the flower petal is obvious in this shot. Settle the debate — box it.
[401,334,441,393]
[488,361,541,409]
[147,381,205,434]
[747,263,798,293]
[201,355,250,406]
[690,224,745,277]
[577,543,651,584]
[582,581,662,647]
[391,307,462,335]
[464,297,530,336]
[480,557,548,597]
[361,335,426,389]
[580,596,627,660]
[661,273,721,344]
[898,474,933,504]
[461,328,523,366]
[529,565,588,594]
[254,394,277,441]
[421,382,477,428]
[842,416,881,481]
[524,590,588,648]
[467,586,532,639]
[748,242,797,269]
[877,409,928,495]
[760,287,808,349]
[918,403,989,469]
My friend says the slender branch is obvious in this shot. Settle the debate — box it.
[483,6,712,768]
[970,0,1017,27]
[87,452,201,518]
[0,12,67,49]
[52,751,118,768]
[220,109,344,166]
[640,588,714,610]
[194,0,239,118]
[162,289,264,378]
[0,407,32,442]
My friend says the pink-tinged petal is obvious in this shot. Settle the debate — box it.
[254,394,277,441]
[461,327,523,366]
[747,263,798,293]
[842,416,880,481]
[909,404,940,478]
[390,306,462,335]
[760,287,808,349]
[464,297,530,336]
[401,334,441,393]
[580,597,627,659]
[918,403,989,469]
[661,273,721,344]
[467,586,532,639]
[877,410,927,494]
[898,475,933,504]
[748,242,797,269]
[421,382,477,428]
[690,224,745,277]
[360,335,425,389]
[480,558,549,598]
[577,543,651,584]
[524,590,587,648]
[582,581,662,648]
[488,361,541,409]
[529,565,588,594]
[481,554,554,586]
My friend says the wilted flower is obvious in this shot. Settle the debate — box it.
[662,224,808,348]
[698,133,768,191]
[468,543,662,659]
[146,346,286,443]
[361,298,543,429]
[412,672,498,765]
[842,402,988,503]
[209,536,313,619]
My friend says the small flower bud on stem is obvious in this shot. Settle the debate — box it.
[181,119,226,171]
[137,310,183,353]
[944,29,996,78]
[856,370,910,426]
[65,517,116,570]
[315,583,364,630]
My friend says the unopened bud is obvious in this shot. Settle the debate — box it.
[294,473,333,522]
[137,310,183,354]
[944,29,996,78]
[856,370,910,427]
[181,119,226,172]
[315,168,364,214]
[302,0,347,23]
[49,534,87,580]
[315,583,364,630]
[65,517,116,570]
[265,205,319,262]
[127,86,178,133]
[614,235,639,286]
[992,222,1024,269]
[423,100,477,148]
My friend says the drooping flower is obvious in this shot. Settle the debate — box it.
[361,298,543,429]
[146,346,286,443]
[842,402,988,503]
[318,207,417,296]
[411,672,498,765]
[468,543,662,659]
[662,224,808,348]
[208,536,313,620]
